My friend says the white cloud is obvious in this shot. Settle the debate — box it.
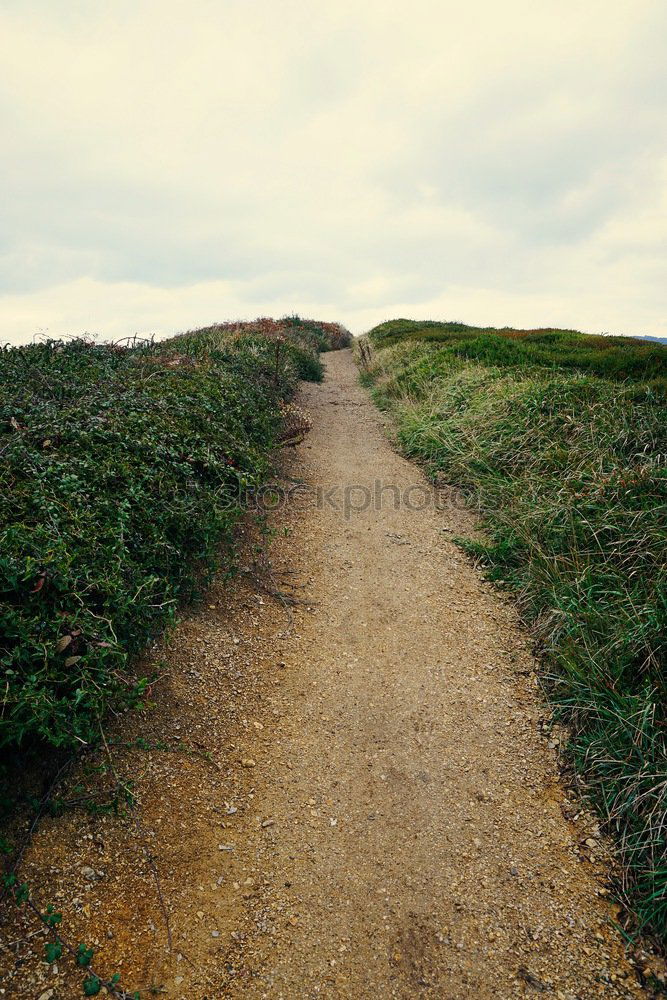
[0,0,665,342]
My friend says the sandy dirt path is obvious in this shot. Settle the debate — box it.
[215,349,644,999]
[3,349,649,999]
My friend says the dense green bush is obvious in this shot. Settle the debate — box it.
[0,317,349,752]
[361,327,667,940]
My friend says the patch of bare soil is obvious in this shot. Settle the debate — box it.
[1,349,661,999]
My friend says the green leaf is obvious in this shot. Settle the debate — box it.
[43,906,63,928]
[44,940,63,963]
[82,974,101,996]
[76,943,94,967]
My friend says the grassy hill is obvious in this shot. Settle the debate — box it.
[370,318,667,388]
[360,318,667,942]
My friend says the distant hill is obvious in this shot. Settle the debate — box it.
[634,334,667,345]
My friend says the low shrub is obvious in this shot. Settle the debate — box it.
[0,317,349,753]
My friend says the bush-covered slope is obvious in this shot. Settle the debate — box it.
[360,322,667,940]
[0,317,350,752]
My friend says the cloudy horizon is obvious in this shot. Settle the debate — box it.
[1,0,666,344]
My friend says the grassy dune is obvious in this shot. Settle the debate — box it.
[360,319,667,941]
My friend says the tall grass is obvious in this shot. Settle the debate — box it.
[362,327,667,941]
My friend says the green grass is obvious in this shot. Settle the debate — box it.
[0,317,350,756]
[361,323,667,942]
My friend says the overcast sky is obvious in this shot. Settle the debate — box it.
[1,0,666,343]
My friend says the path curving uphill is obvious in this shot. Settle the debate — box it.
[217,349,645,998]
